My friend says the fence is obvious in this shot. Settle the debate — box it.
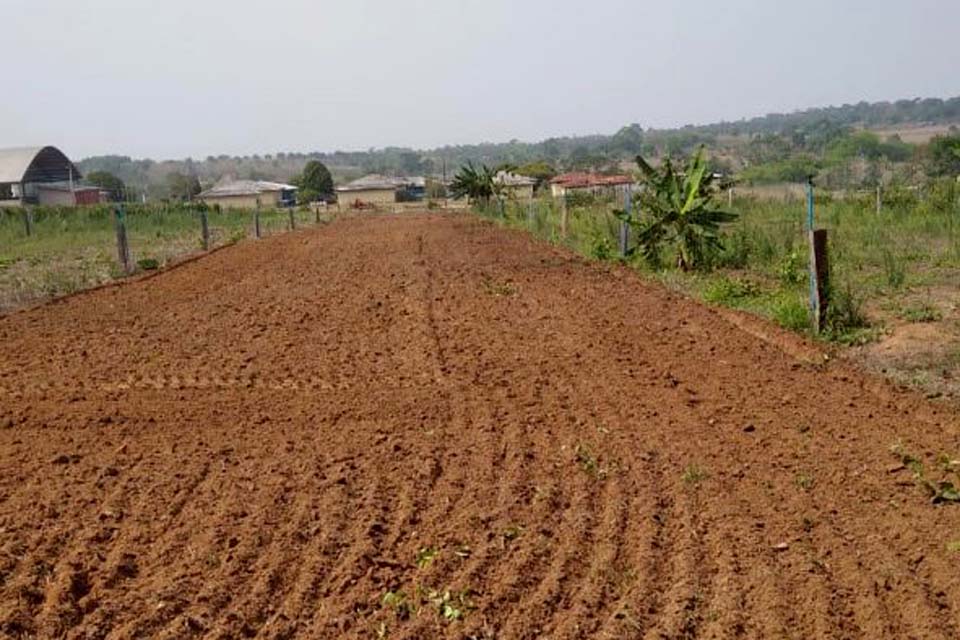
[0,203,333,313]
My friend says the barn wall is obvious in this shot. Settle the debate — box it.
[202,191,285,211]
[337,188,397,208]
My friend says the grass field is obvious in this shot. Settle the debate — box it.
[0,204,327,312]
[481,189,960,400]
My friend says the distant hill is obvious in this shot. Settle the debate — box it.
[78,95,960,198]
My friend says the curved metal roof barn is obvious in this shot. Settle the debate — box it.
[0,146,81,184]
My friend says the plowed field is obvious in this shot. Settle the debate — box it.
[1,213,959,639]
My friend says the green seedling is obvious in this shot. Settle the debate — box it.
[795,473,815,492]
[415,547,438,569]
[891,442,960,504]
[575,443,606,479]
[682,464,709,485]
[382,590,413,619]
[426,588,474,622]
[502,526,524,543]
[481,276,517,297]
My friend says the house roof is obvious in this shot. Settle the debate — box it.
[0,146,80,184]
[494,171,537,187]
[550,172,634,188]
[336,174,417,192]
[199,180,296,198]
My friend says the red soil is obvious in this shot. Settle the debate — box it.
[1,213,959,639]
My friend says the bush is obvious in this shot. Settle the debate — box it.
[827,282,869,335]
[777,251,805,285]
[774,296,810,331]
[703,276,760,305]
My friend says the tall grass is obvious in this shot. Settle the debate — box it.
[474,189,959,341]
[0,203,325,312]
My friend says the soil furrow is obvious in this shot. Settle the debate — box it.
[2,213,960,639]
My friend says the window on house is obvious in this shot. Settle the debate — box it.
[0,184,13,200]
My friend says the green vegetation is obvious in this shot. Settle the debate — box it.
[293,160,334,203]
[165,172,202,201]
[414,547,438,569]
[626,147,738,270]
[575,443,605,479]
[77,96,960,198]
[891,442,960,504]
[85,170,126,202]
[381,586,475,624]
[899,303,942,323]
[449,163,500,204]
[0,203,328,312]
[474,173,959,347]
[682,464,709,485]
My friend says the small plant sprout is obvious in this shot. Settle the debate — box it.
[481,276,517,297]
[575,443,606,479]
[890,442,960,504]
[682,464,709,486]
[382,590,413,619]
[415,547,439,569]
[946,541,960,554]
[427,588,474,622]
[795,473,815,491]
[502,526,524,543]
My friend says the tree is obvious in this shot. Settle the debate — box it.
[85,170,126,201]
[166,172,201,201]
[516,161,557,186]
[297,160,334,199]
[926,134,960,177]
[449,163,500,204]
[610,123,645,154]
[623,146,738,271]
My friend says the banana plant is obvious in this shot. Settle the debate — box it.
[618,146,737,270]
[449,162,502,204]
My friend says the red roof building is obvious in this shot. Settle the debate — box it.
[550,172,634,198]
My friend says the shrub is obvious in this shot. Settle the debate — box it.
[827,281,869,335]
[777,251,805,285]
[774,296,810,331]
[703,277,760,305]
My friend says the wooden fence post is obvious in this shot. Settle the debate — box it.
[314,204,321,224]
[876,185,882,215]
[254,199,262,239]
[560,197,569,238]
[806,179,830,332]
[200,209,210,250]
[527,200,534,226]
[114,204,132,274]
[288,208,296,231]
[619,186,632,258]
[23,209,33,237]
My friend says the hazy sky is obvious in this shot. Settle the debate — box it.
[3,0,958,160]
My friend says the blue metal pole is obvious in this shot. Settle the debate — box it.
[806,178,819,328]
